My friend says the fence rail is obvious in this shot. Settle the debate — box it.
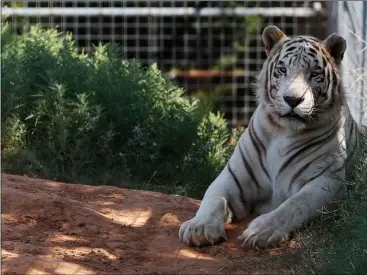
[2,7,324,17]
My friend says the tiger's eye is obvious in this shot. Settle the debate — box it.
[311,71,319,77]
[278,66,287,74]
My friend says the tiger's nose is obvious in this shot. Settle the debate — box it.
[283,96,304,108]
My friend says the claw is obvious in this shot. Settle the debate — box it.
[178,217,226,246]
[204,229,217,245]
[220,227,227,240]
[244,231,256,244]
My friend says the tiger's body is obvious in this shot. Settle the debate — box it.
[179,26,360,249]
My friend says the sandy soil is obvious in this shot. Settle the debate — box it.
[2,173,299,274]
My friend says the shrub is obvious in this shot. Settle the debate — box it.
[1,22,237,198]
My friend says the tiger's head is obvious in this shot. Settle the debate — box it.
[256,25,347,131]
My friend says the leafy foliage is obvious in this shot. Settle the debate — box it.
[1,22,238,198]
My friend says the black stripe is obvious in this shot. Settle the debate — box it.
[324,65,332,97]
[274,53,281,65]
[238,143,263,191]
[285,46,296,52]
[283,39,305,47]
[308,47,317,56]
[301,160,335,187]
[227,163,247,208]
[306,52,316,60]
[268,57,277,99]
[322,57,327,68]
[328,69,339,105]
[264,67,269,102]
[308,37,320,42]
[298,135,331,162]
[346,120,358,163]
[291,56,297,66]
[283,52,293,58]
[248,119,270,180]
[330,161,347,178]
[315,76,325,84]
[251,118,266,152]
[302,56,311,68]
[285,121,339,155]
[281,37,318,50]
[282,41,296,48]
[270,57,276,73]
[309,42,320,51]
[304,124,356,184]
[278,125,339,176]
[289,154,325,188]
[325,148,352,181]
[348,119,355,144]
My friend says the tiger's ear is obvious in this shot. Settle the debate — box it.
[322,34,346,65]
[262,25,287,56]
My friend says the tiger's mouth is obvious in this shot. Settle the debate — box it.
[281,111,306,122]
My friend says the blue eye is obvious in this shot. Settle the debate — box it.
[311,71,320,77]
[278,66,287,74]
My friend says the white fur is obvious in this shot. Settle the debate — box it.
[179,105,351,248]
[179,29,357,249]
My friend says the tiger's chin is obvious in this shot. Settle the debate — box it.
[272,112,308,132]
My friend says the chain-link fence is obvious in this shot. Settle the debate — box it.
[2,0,328,127]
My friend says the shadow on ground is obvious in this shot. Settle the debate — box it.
[1,173,299,274]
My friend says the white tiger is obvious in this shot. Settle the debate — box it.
[179,25,360,249]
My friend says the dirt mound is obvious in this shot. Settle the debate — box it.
[2,174,298,274]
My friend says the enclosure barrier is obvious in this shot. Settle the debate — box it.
[2,7,323,17]
[2,1,328,127]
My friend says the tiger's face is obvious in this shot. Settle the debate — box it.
[258,26,347,131]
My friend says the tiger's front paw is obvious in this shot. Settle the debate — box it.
[179,216,226,246]
[238,213,290,249]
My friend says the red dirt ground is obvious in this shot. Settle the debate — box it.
[2,173,299,274]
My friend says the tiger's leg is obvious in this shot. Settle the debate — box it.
[179,135,267,246]
[238,175,345,248]
[179,167,247,246]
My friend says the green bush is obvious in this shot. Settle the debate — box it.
[1,22,237,198]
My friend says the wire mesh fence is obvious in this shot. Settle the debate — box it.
[2,0,328,127]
